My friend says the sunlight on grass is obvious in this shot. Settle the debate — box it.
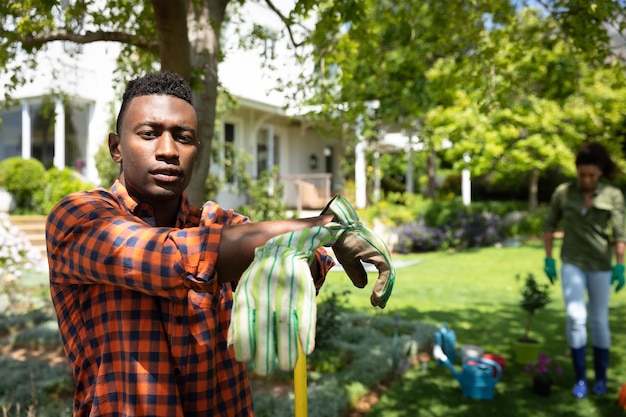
[324,241,626,417]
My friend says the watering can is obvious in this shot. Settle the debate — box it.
[433,345,502,400]
[434,322,457,364]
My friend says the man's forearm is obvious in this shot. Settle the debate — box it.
[216,215,334,283]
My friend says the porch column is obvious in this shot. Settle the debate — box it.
[21,102,31,159]
[354,115,367,209]
[267,124,275,195]
[53,98,65,170]
[462,152,471,206]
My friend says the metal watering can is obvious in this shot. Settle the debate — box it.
[433,345,502,400]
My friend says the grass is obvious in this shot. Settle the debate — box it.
[322,239,626,416]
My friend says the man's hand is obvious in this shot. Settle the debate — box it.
[322,195,395,308]
[611,264,624,293]
[227,225,344,375]
[544,258,557,284]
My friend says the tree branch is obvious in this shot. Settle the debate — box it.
[19,29,159,53]
[263,0,309,48]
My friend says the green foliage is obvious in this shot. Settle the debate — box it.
[35,167,93,214]
[0,159,93,214]
[236,167,288,222]
[0,356,73,417]
[0,157,46,214]
[94,140,120,189]
[517,272,551,341]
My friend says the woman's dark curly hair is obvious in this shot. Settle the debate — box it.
[575,142,618,180]
[115,71,193,134]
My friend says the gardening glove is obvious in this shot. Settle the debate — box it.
[321,195,395,308]
[611,264,624,293]
[543,257,557,285]
[227,225,345,376]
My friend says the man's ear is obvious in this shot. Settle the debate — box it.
[108,133,122,163]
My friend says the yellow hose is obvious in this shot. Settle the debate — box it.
[294,340,307,417]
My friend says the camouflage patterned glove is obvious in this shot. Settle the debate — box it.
[321,195,395,308]
[227,225,344,375]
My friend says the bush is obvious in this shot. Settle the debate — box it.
[35,167,93,214]
[0,157,46,214]
[94,139,119,188]
[394,216,446,253]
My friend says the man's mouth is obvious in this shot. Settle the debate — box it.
[152,169,183,183]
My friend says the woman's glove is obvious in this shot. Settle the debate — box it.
[321,195,395,308]
[611,264,624,293]
[543,258,557,284]
[227,225,344,375]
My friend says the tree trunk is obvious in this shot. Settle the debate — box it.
[152,0,228,206]
[152,0,192,80]
[426,149,436,199]
[188,0,229,206]
[528,167,539,212]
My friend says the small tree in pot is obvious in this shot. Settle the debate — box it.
[513,272,551,364]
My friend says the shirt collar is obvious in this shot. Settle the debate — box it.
[110,179,193,227]
[574,180,606,196]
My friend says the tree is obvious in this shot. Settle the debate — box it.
[424,8,626,210]
[293,0,625,204]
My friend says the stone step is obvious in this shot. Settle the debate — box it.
[9,215,47,256]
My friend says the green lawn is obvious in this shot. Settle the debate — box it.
[322,240,626,416]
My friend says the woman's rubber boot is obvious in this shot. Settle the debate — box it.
[571,346,588,399]
[592,347,609,395]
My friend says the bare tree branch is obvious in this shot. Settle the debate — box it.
[263,0,309,48]
[18,29,159,53]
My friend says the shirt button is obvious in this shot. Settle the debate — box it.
[176,316,184,324]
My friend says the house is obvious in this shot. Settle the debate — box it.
[0,1,337,212]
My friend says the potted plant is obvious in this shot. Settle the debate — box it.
[525,353,563,396]
[512,272,551,364]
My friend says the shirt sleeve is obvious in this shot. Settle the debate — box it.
[46,190,233,299]
[543,183,565,232]
[611,187,626,243]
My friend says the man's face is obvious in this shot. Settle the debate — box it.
[109,95,198,208]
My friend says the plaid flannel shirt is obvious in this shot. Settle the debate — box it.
[46,180,334,417]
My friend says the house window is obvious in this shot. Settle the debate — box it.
[256,128,279,177]
[224,122,236,184]
[0,98,91,174]
[0,108,22,160]
[30,101,56,168]
[65,102,90,174]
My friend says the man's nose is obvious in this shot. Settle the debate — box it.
[155,132,179,159]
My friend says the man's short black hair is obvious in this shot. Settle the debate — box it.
[116,71,194,134]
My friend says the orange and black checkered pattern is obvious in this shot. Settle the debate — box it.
[46,181,334,417]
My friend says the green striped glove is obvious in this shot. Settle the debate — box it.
[227,225,344,376]
[322,195,395,308]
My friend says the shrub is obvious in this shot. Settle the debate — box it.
[394,216,446,253]
[0,213,44,290]
[35,167,94,214]
[0,157,46,214]
[94,139,120,188]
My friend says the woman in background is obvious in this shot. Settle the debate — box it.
[543,142,625,399]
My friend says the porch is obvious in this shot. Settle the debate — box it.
[280,173,332,211]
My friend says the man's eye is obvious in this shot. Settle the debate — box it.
[177,134,195,144]
[139,131,157,139]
